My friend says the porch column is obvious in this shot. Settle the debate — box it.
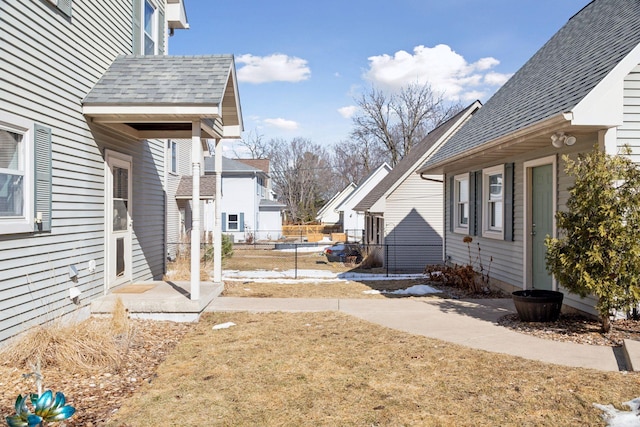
[213,139,222,283]
[190,121,202,300]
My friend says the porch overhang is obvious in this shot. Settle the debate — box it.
[83,55,244,302]
[418,113,606,175]
[81,55,243,140]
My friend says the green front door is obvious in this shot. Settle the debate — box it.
[531,164,553,290]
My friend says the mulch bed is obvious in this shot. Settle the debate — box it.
[0,320,194,427]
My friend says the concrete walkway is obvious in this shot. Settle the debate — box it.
[206,297,627,372]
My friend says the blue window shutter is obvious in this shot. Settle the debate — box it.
[468,172,476,236]
[239,212,245,231]
[222,212,227,232]
[504,163,515,241]
[56,0,72,17]
[132,0,141,54]
[34,124,52,232]
[474,171,482,236]
[448,176,454,232]
[157,9,165,54]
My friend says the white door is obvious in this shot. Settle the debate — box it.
[106,151,133,288]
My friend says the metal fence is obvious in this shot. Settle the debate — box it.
[166,241,443,277]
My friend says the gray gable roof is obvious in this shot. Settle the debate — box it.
[83,55,234,105]
[353,102,481,212]
[422,0,640,170]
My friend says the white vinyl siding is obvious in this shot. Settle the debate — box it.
[384,172,444,272]
[0,0,167,343]
[619,65,640,161]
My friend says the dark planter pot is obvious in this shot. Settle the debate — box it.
[512,289,564,322]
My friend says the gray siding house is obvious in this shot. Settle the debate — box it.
[0,0,241,342]
[354,101,481,273]
[419,0,640,316]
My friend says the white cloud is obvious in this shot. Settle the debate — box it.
[264,118,299,131]
[338,105,358,119]
[364,44,508,101]
[236,54,311,84]
[484,71,513,86]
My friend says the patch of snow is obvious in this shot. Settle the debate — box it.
[277,245,330,253]
[338,272,427,281]
[212,322,236,330]
[362,284,441,296]
[222,269,430,284]
[386,284,440,295]
[594,398,640,426]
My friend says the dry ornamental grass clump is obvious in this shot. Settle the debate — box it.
[0,298,132,373]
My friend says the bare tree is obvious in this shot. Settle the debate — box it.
[233,128,269,159]
[352,83,462,166]
[266,137,332,223]
[329,135,388,195]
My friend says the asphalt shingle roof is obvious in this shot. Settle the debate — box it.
[204,156,263,173]
[83,55,234,105]
[353,102,480,212]
[175,175,216,199]
[422,0,640,170]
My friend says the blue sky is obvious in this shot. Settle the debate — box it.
[169,0,590,152]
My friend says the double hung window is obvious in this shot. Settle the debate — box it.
[483,165,504,238]
[0,112,36,234]
[454,174,469,232]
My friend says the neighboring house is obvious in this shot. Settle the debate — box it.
[0,0,241,343]
[335,163,391,242]
[316,183,357,227]
[166,138,211,260]
[418,0,640,316]
[354,101,481,272]
[167,150,284,249]
[205,156,284,242]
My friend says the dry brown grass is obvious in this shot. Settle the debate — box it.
[223,278,441,299]
[222,247,356,273]
[164,257,213,281]
[106,311,640,426]
[0,299,132,373]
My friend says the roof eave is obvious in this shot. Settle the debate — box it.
[418,113,572,175]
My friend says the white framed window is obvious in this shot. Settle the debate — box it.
[483,165,504,239]
[169,140,177,174]
[453,174,469,233]
[143,0,157,55]
[0,112,33,234]
[227,214,239,231]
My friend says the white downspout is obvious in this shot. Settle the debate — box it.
[213,139,222,283]
[190,121,201,300]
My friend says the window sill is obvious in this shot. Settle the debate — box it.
[0,220,34,235]
[453,226,469,235]
[482,229,504,240]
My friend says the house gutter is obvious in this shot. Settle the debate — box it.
[419,112,572,174]
[419,173,443,183]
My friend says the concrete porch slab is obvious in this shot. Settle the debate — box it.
[91,281,223,322]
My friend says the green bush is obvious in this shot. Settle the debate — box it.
[545,146,640,331]
[204,234,234,262]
